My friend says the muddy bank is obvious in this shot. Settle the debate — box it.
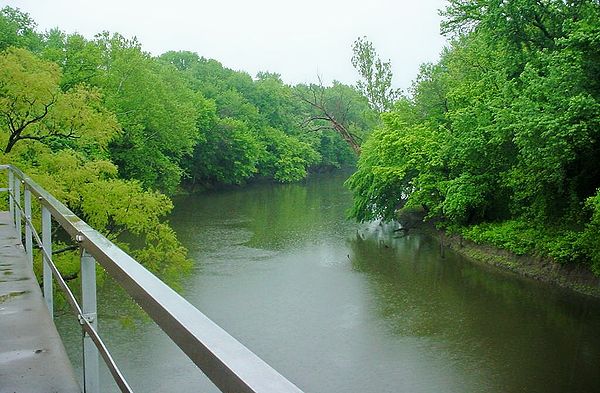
[439,232,600,298]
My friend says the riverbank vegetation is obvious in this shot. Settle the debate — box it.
[0,6,376,284]
[347,0,600,275]
[2,1,599,286]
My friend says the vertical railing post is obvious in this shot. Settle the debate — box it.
[81,248,99,393]
[41,206,53,316]
[14,177,21,243]
[8,169,14,225]
[24,187,33,266]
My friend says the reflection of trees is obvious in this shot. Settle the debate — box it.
[347,231,600,392]
[171,171,354,250]
[169,172,600,393]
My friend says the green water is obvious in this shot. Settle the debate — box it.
[57,171,600,392]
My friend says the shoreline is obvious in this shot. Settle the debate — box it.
[438,230,600,299]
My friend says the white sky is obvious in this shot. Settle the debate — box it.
[2,0,449,91]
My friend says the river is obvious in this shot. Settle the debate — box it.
[56,171,600,393]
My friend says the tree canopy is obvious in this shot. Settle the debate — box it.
[347,0,600,274]
[0,6,377,288]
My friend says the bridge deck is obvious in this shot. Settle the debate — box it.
[0,212,80,393]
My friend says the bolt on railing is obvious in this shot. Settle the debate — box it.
[1,164,303,393]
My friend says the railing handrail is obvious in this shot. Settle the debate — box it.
[1,164,303,393]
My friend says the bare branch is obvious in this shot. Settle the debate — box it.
[297,81,362,155]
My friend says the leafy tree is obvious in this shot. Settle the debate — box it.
[41,30,104,90]
[256,127,320,182]
[581,190,600,274]
[508,44,600,220]
[92,33,203,193]
[346,108,448,222]
[348,0,600,275]
[0,47,118,154]
[351,36,401,112]
[189,117,262,186]
[254,72,298,133]
[0,6,41,51]
[160,50,348,185]
[295,81,377,155]
[0,47,191,284]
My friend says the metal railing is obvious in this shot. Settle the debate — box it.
[1,164,303,393]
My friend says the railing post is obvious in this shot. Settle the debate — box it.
[42,206,53,316]
[24,187,33,266]
[14,177,21,243]
[81,249,99,393]
[8,169,14,224]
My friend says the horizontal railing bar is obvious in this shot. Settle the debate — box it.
[10,188,134,393]
[1,165,303,393]
[80,232,303,393]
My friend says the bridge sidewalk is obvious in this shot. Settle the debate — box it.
[0,212,80,393]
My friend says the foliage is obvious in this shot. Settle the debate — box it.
[1,6,374,193]
[0,42,191,288]
[93,34,205,193]
[461,220,539,256]
[0,48,118,154]
[581,190,600,274]
[346,108,447,222]
[8,144,191,278]
[190,117,262,185]
[257,127,320,182]
[461,220,584,265]
[348,0,600,274]
[351,36,401,112]
[0,6,41,51]
[160,50,368,187]
[0,5,379,292]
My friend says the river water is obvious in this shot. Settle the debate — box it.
[57,171,600,393]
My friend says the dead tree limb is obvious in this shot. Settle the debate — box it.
[296,82,362,155]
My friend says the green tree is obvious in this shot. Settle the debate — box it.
[348,0,600,276]
[0,6,41,51]
[41,30,103,90]
[351,36,401,112]
[0,47,118,154]
[93,34,204,193]
[0,47,191,284]
[160,50,336,185]
[256,127,320,182]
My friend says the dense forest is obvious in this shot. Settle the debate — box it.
[0,5,376,283]
[1,0,600,285]
[347,0,600,275]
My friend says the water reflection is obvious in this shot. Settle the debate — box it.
[349,224,600,393]
[56,171,600,393]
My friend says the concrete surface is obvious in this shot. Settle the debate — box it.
[0,212,80,393]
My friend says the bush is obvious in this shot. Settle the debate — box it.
[461,220,588,266]
[580,190,600,274]
[461,220,538,256]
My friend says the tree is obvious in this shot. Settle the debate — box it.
[160,51,337,183]
[0,48,118,154]
[256,127,320,182]
[346,108,448,222]
[189,117,262,186]
[92,33,204,193]
[347,0,600,275]
[0,6,41,51]
[42,30,104,90]
[351,36,401,113]
[296,81,369,155]
[0,47,191,285]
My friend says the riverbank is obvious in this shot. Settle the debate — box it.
[440,231,600,298]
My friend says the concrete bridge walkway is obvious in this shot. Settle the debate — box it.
[0,212,80,393]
